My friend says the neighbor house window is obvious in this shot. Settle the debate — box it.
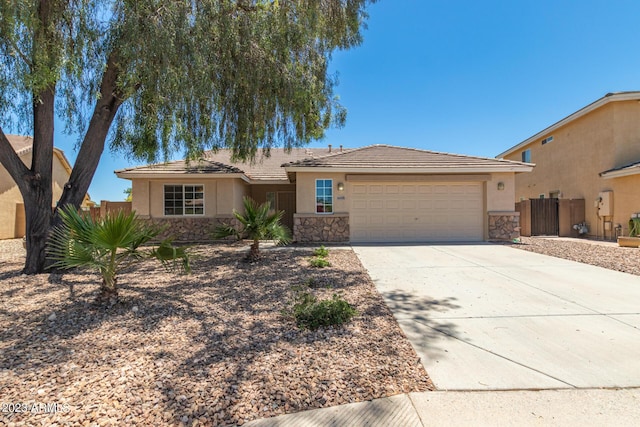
[315,179,333,213]
[541,136,554,145]
[522,149,531,163]
[164,184,204,216]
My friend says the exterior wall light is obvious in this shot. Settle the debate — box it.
[337,182,345,191]
[497,182,505,191]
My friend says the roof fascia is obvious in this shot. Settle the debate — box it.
[600,166,640,179]
[284,166,533,174]
[53,148,73,175]
[114,171,251,183]
[497,92,640,158]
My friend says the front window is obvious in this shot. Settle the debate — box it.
[522,149,531,163]
[315,179,333,213]
[164,184,204,216]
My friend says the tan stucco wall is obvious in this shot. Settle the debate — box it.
[136,177,249,218]
[295,172,348,214]
[486,173,516,212]
[131,179,150,215]
[0,151,71,239]
[505,100,640,238]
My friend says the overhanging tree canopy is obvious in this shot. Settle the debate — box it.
[0,0,374,274]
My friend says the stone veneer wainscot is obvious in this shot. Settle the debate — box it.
[293,214,349,242]
[142,216,240,242]
[488,212,520,241]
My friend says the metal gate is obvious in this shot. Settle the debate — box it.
[530,198,559,236]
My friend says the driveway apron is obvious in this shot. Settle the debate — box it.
[354,244,640,390]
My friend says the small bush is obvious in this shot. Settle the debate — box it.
[309,257,330,268]
[290,292,357,330]
[313,245,329,258]
[630,218,640,237]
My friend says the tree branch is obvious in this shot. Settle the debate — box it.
[7,37,32,68]
[56,51,126,212]
[0,129,31,194]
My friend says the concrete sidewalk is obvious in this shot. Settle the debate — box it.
[246,389,640,426]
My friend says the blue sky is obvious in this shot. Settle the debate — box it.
[51,0,640,202]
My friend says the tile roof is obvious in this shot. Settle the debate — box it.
[600,160,640,178]
[283,144,532,172]
[116,147,339,181]
[6,134,34,155]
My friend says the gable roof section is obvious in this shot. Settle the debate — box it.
[283,145,532,173]
[497,91,640,159]
[115,148,336,182]
[7,134,33,155]
[600,160,640,179]
[5,134,73,175]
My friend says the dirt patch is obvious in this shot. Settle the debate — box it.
[509,237,640,276]
[0,244,433,426]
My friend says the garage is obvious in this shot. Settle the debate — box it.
[350,181,484,242]
[282,144,532,243]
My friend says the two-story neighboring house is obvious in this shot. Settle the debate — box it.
[497,92,640,240]
[0,134,94,239]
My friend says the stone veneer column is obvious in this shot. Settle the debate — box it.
[293,214,350,242]
[488,211,520,241]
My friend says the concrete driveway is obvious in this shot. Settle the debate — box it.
[354,244,640,391]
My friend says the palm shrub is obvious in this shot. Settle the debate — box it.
[47,206,191,302]
[213,196,291,260]
[629,218,640,237]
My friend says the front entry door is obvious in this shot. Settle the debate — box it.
[277,191,296,233]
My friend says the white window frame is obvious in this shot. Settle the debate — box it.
[163,184,205,216]
[315,179,333,214]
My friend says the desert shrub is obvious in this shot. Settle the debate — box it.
[304,276,333,289]
[309,257,331,268]
[313,245,329,258]
[288,291,357,330]
[629,218,640,237]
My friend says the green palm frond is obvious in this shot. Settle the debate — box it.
[150,239,192,274]
[47,206,191,297]
[212,196,292,256]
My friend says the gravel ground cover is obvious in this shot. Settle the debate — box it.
[509,237,640,276]
[0,241,432,426]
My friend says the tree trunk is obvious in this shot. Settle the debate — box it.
[23,85,55,274]
[97,276,119,303]
[249,239,260,261]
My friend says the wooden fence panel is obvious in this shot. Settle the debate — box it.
[530,198,559,236]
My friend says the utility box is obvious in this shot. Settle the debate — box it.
[598,191,613,217]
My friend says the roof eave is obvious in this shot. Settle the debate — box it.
[283,166,533,174]
[600,166,640,179]
[497,92,640,158]
[114,171,251,182]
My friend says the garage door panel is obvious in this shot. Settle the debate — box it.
[369,200,384,210]
[386,185,400,194]
[402,185,416,194]
[386,200,400,209]
[350,181,483,243]
[353,200,367,210]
